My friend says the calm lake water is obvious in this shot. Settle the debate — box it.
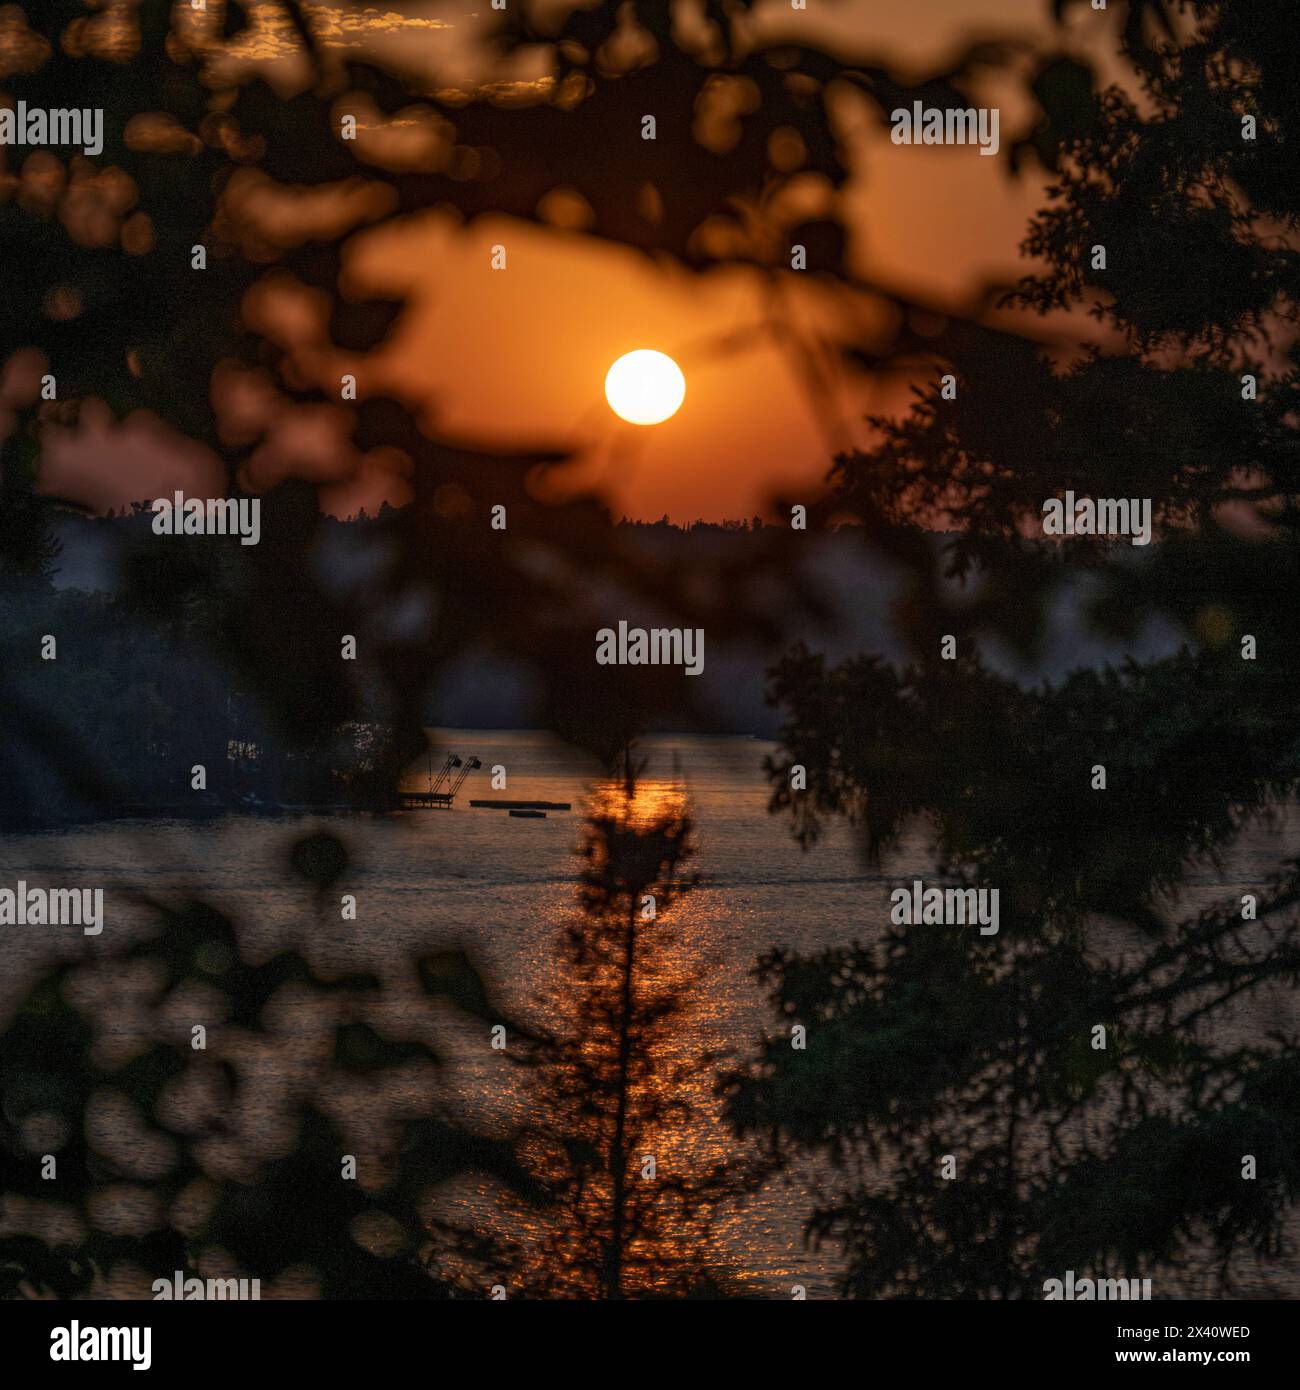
[2,729,1297,1298]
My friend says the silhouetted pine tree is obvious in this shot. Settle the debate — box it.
[428,775,757,1298]
[725,0,1300,1298]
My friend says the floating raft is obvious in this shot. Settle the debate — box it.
[470,799,571,811]
[508,809,546,819]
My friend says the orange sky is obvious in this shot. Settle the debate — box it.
[29,1,1135,522]
[334,0,1122,522]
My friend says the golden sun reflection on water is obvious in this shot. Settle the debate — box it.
[585,776,690,829]
[424,774,776,1297]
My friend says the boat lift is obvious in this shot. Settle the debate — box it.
[399,752,482,808]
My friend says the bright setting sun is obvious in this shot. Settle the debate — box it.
[603,349,686,426]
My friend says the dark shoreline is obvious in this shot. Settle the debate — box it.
[0,802,397,834]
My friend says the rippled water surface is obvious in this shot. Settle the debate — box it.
[3,730,1297,1298]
